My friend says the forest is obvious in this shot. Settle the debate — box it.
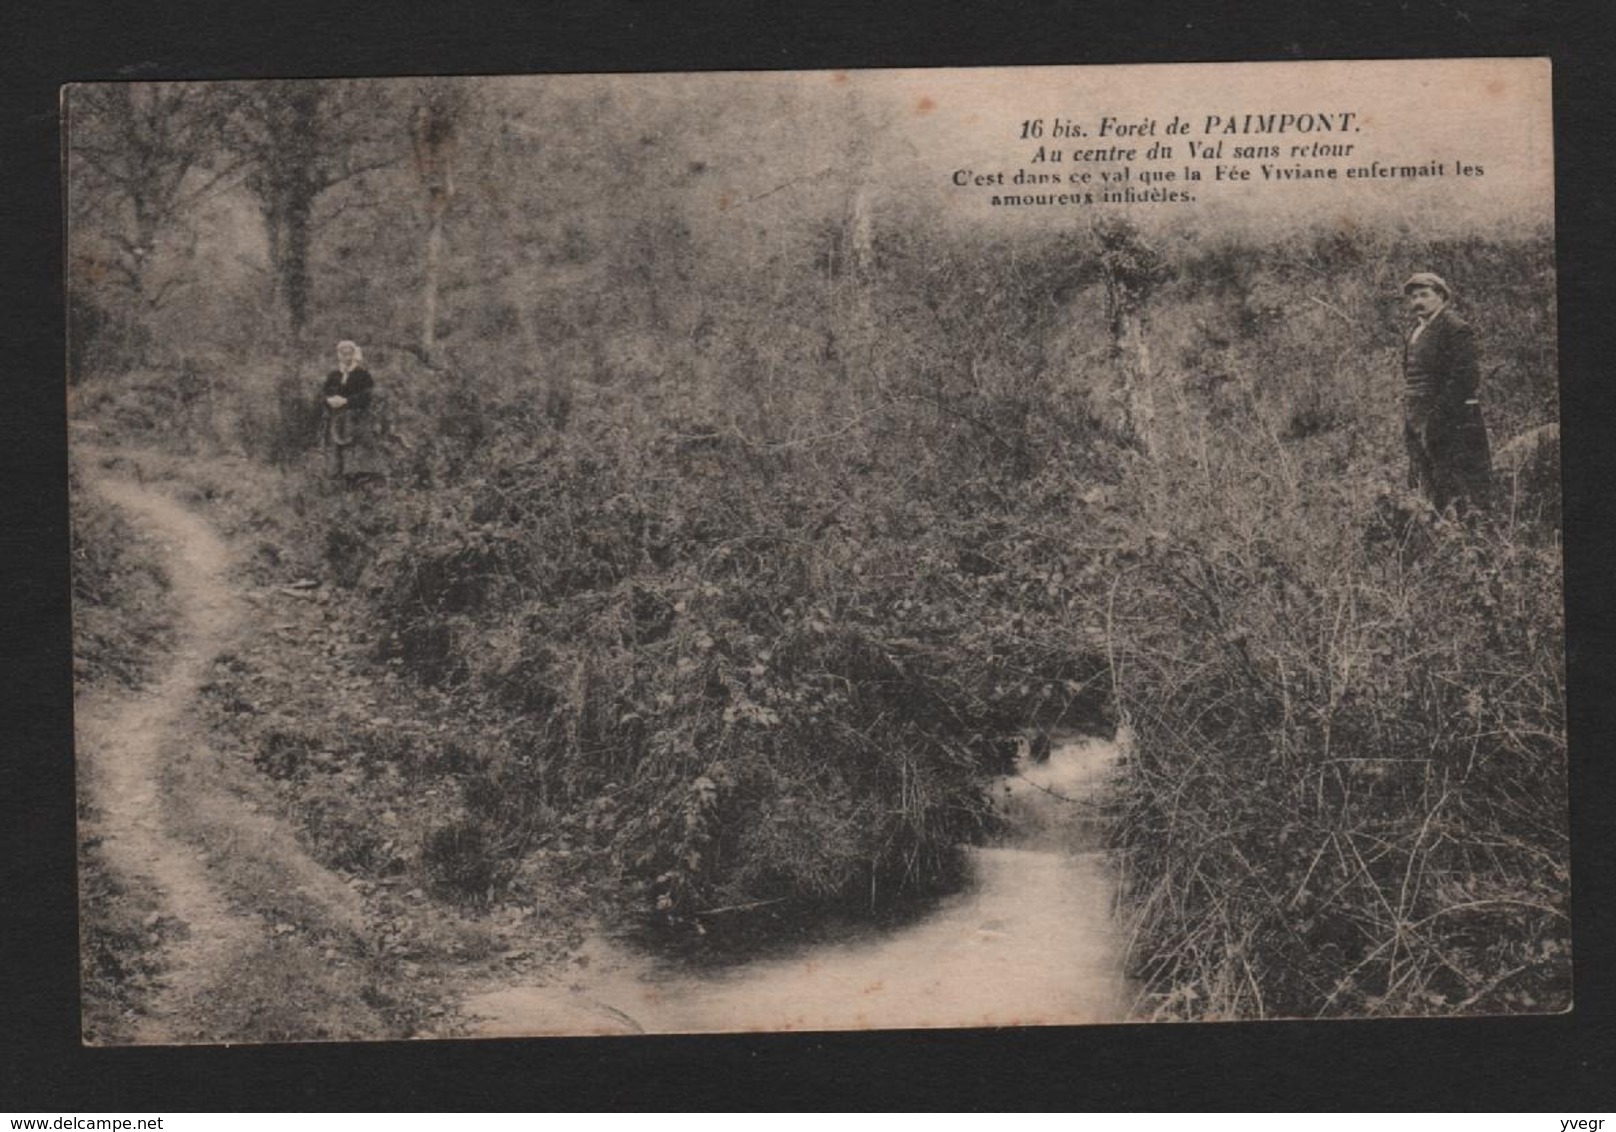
[67,74,1567,1027]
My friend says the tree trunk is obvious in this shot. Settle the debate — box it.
[232,83,329,339]
[412,93,460,363]
[282,195,313,335]
[1094,218,1166,456]
[1101,269,1157,454]
[422,210,444,358]
[1117,306,1155,454]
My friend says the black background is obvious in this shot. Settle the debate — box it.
[4,0,1613,1112]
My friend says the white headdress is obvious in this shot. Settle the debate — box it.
[336,340,363,372]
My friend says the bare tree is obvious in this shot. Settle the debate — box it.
[66,83,242,366]
[224,80,401,336]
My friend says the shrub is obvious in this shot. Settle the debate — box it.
[236,372,325,469]
[421,817,518,903]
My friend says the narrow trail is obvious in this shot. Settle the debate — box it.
[74,450,568,1043]
[76,466,370,1043]
[76,475,257,1042]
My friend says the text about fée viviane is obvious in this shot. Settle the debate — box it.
[950,112,1486,209]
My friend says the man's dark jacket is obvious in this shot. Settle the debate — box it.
[1403,306,1492,510]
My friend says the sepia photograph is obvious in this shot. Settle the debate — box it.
[64,57,1567,1044]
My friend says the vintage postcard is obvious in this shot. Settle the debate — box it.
[66,58,1564,1043]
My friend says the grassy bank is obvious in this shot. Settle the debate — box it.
[1108,456,1566,1018]
[70,457,177,690]
[1102,229,1568,1018]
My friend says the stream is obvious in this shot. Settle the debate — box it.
[464,736,1137,1036]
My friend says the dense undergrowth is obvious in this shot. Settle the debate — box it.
[1108,443,1566,1018]
[71,219,1568,1013]
[291,378,1119,933]
[1097,230,1566,1019]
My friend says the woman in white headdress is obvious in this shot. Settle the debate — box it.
[319,340,380,481]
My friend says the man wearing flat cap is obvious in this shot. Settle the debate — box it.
[1402,272,1492,514]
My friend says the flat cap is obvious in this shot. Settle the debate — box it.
[1403,272,1451,297]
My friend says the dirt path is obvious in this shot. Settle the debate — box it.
[76,475,259,1042]
[76,466,383,1043]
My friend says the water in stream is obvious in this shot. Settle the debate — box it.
[464,737,1136,1036]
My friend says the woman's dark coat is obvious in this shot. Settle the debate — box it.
[319,367,381,477]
